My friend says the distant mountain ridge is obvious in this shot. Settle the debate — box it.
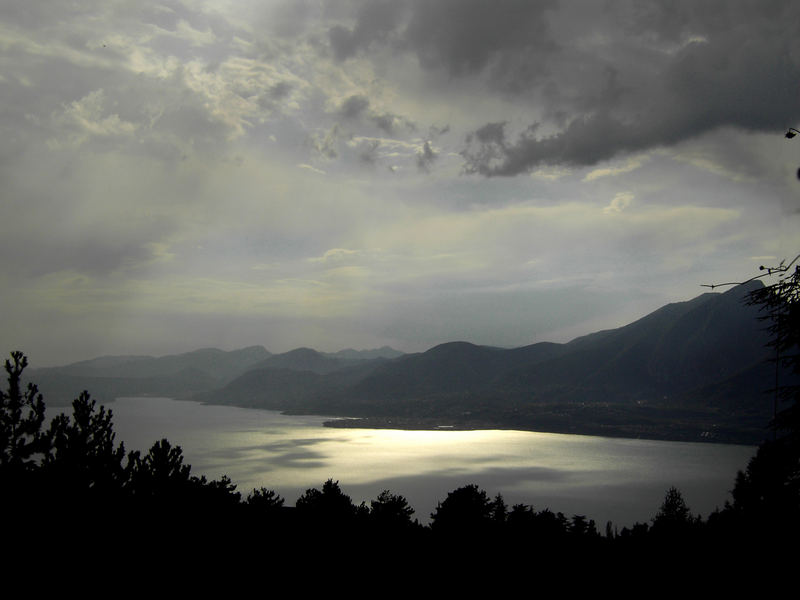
[27,284,783,443]
[207,281,780,443]
[41,345,272,380]
[30,345,403,405]
[501,280,770,403]
[324,346,405,360]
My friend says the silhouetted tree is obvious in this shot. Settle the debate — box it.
[369,489,415,529]
[650,486,699,542]
[246,487,285,511]
[122,437,242,543]
[241,487,289,540]
[430,484,495,535]
[569,514,599,538]
[746,258,800,435]
[700,258,800,541]
[192,473,241,507]
[127,438,193,503]
[491,493,508,524]
[0,351,47,470]
[605,521,615,540]
[617,521,649,541]
[533,508,570,540]
[43,390,129,498]
[654,487,691,523]
[725,259,800,534]
[729,437,800,530]
[296,478,364,529]
[507,503,535,527]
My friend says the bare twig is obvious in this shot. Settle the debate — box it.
[700,254,800,290]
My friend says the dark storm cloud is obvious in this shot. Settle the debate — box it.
[268,81,294,100]
[336,94,415,136]
[461,0,800,175]
[339,94,371,119]
[326,0,557,88]
[323,0,800,176]
[402,0,557,82]
[462,115,652,176]
[371,113,414,135]
[327,0,406,60]
[370,113,395,134]
[258,81,295,113]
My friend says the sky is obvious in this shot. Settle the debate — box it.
[2,0,800,367]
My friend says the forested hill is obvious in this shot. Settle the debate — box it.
[207,281,780,443]
[30,282,782,443]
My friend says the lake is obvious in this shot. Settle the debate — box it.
[80,397,756,528]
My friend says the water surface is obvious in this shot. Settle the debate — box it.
[87,397,756,527]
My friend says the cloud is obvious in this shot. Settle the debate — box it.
[458,1,800,175]
[327,0,406,60]
[49,89,139,148]
[370,112,414,135]
[258,80,298,113]
[335,94,415,137]
[308,248,362,265]
[308,124,344,159]
[358,139,381,165]
[584,157,649,182]
[339,94,371,119]
[325,0,558,90]
[346,136,424,170]
[416,140,437,172]
[297,163,327,175]
[403,0,558,84]
[603,192,635,215]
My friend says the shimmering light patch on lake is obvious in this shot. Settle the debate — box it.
[96,397,756,527]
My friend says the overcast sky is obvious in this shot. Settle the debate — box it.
[2,0,799,366]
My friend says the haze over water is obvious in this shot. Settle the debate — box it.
[97,397,755,527]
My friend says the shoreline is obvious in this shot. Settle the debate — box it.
[85,395,766,447]
[321,415,763,446]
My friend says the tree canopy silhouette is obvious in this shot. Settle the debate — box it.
[369,489,416,529]
[0,350,246,526]
[713,257,800,537]
[747,257,800,435]
[430,484,496,534]
[650,486,698,540]
[43,390,129,498]
[0,351,47,471]
[296,478,366,527]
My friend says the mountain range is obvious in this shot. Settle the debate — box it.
[29,282,784,444]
